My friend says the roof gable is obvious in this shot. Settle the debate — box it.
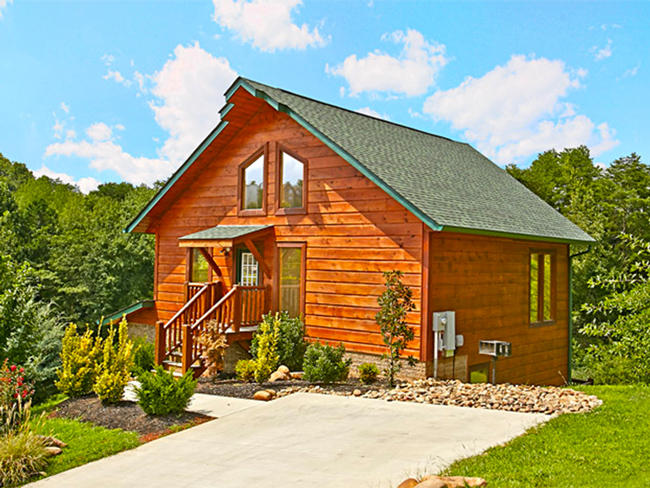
[126,77,594,244]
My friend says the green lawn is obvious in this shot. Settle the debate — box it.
[28,396,141,481]
[443,385,650,487]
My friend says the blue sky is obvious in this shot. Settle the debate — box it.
[0,1,646,192]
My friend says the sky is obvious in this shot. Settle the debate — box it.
[0,0,647,193]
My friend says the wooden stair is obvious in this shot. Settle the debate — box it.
[155,284,269,378]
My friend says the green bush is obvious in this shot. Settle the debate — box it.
[251,312,307,372]
[131,336,155,377]
[252,314,280,383]
[303,342,351,384]
[0,422,49,486]
[235,359,256,382]
[135,366,196,416]
[358,362,380,384]
[55,323,103,397]
[94,319,134,403]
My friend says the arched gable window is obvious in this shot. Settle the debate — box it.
[238,146,267,215]
[276,145,307,214]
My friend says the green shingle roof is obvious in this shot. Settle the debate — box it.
[179,225,272,241]
[240,79,594,243]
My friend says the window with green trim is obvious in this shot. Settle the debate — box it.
[529,252,555,324]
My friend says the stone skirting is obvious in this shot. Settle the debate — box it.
[126,322,155,343]
[345,351,427,381]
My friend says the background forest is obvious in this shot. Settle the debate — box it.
[1,146,649,397]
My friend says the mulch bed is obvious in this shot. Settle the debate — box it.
[195,377,382,399]
[51,395,213,440]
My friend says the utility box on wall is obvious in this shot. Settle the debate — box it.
[432,311,458,352]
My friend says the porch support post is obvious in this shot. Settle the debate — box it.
[155,320,166,365]
[182,324,193,374]
[243,239,271,278]
[198,247,223,280]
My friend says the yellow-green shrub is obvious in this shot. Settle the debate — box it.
[253,315,280,383]
[235,359,256,382]
[55,323,102,397]
[94,319,134,403]
[358,362,380,384]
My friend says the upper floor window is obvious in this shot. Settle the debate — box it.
[530,251,555,325]
[278,149,305,211]
[239,147,266,215]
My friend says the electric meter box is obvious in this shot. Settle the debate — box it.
[432,311,456,351]
[479,340,512,357]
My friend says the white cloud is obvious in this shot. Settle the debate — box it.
[326,29,447,97]
[0,0,12,19]
[33,165,101,194]
[592,39,613,61]
[102,54,115,66]
[423,55,619,164]
[621,63,640,79]
[149,42,237,163]
[86,122,113,142]
[46,42,238,186]
[60,102,70,114]
[104,69,131,87]
[213,0,327,52]
[355,107,391,121]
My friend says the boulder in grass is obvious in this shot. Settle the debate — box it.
[44,446,63,456]
[418,475,487,487]
[37,435,68,448]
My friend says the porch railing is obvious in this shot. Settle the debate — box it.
[182,285,268,373]
[154,282,223,364]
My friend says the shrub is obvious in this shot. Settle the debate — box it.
[235,359,256,382]
[55,323,102,397]
[251,312,307,372]
[0,421,49,486]
[94,319,134,403]
[131,336,155,377]
[196,319,229,377]
[135,366,196,416]
[358,362,380,385]
[303,342,351,384]
[376,270,417,387]
[1,359,34,433]
[252,314,280,383]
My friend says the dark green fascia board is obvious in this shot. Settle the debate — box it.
[441,225,596,245]
[99,299,154,326]
[124,119,230,233]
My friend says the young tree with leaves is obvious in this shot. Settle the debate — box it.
[376,270,416,387]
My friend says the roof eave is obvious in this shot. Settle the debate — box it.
[440,225,597,245]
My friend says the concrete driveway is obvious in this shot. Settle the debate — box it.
[28,393,549,488]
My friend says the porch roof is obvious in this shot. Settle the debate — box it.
[178,224,273,248]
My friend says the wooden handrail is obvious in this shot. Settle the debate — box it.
[191,285,238,332]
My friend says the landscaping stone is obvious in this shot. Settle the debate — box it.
[277,378,602,415]
[253,390,273,401]
[37,435,67,448]
[269,366,293,382]
[44,446,63,456]
[353,389,362,396]
[278,365,290,375]
[396,478,419,488]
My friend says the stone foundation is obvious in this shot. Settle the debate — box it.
[126,322,155,343]
[345,351,427,381]
[224,341,252,375]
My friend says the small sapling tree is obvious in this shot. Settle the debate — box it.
[376,270,416,387]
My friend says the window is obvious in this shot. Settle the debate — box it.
[277,148,305,211]
[239,147,266,214]
[237,250,259,286]
[190,248,209,283]
[530,251,555,324]
[278,244,304,318]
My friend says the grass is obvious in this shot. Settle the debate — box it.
[16,395,141,483]
[443,385,650,487]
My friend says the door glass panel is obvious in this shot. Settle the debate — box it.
[191,248,209,283]
[240,251,259,286]
[280,152,304,208]
[279,247,302,317]
[243,155,264,209]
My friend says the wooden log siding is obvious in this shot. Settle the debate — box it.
[428,232,569,386]
[151,100,424,357]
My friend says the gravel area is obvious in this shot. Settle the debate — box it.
[52,395,213,437]
[276,378,602,415]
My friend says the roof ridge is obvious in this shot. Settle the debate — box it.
[241,77,464,146]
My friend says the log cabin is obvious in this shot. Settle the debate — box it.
[115,77,594,386]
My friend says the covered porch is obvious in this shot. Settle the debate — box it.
[155,225,275,377]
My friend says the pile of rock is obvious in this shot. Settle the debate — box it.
[37,435,67,456]
[397,475,486,488]
[277,378,601,415]
[269,365,293,382]
[253,365,303,401]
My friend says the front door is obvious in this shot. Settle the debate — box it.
[236,249,260,286]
